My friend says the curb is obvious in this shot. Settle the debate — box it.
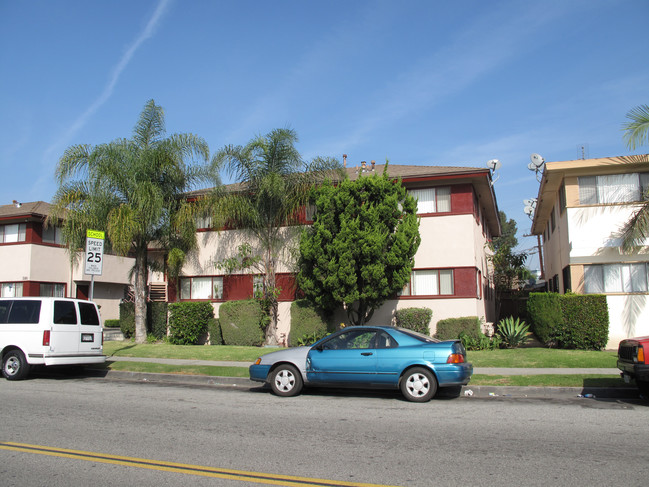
[93,370,643,400]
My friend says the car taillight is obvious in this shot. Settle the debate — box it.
[447,353,465,364]
[639,345,645,364]
[42,330,50,346]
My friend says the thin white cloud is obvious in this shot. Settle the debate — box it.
[42,0,171,164]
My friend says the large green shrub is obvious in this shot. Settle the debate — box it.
[219,300,265,346]
[119,302,135,338]
[288,299,334,346]
[527,293,562,345]
[497,316,531,348]
[148,302,168,340]
[434,316,481,340]
[395,307,433,335]
[558,294,609,350]
[167,302,213,345]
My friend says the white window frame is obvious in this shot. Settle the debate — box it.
[408,187,451,214]
[584,263,649,293]
[179,276,224,300]
[400,269,454,296]
[0,223,26,243]
[1,282,24,297]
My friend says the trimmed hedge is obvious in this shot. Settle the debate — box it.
[558,294,609,350]
[526,293,562,345]
[289,299,334,346]
[219,300,265,346]
[148,302,168,340]
[104,319,120,328]
[119,302,135,338]
[168,302,213,345]
[208,318,223,345]
[434,316,481,340]
[395,307,433,335]
[527,292,609,350]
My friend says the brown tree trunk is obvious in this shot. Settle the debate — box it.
[133,250,148,344]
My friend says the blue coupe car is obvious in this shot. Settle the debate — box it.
[249,326,473,402]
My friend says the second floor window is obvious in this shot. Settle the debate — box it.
[0,223,26,243]
[180,276,223,300]
[408,187,451,214]
[579,173,649,205]
[584,263,648,293]
[400,269,454,296]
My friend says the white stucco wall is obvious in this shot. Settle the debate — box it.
[605,294,649,349]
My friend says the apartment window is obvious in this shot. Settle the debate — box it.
[559,183,567,214]
[42,225,63,244]
[408,187,451,214]
[550,206,556,231]
[1,282,23,297]
[40,283,65,297]
[253,275,264,296]
[578,173,649,205]
[195,214,213,230]
[0,223,26,243]
[584,263,649,293]
[180,276,223,300]
[401,269,454,296]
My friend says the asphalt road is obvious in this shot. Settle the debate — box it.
[1,376,648,486]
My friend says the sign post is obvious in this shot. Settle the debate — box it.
[84,230,105,301]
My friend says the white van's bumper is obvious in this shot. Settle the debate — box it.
[28,354,107,366]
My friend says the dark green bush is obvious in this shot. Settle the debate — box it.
[167,302,213,345]
[219,300,265,346]
[119,302,135,338]
[434,316,481,340]
[289,299,334,346]
[148,302,168,339]
[104,319,120,328]
[459,331,502,351]
[527,293,562,345]
[208,318,223,345]
[395,307,433,335]
[558,294,609,350]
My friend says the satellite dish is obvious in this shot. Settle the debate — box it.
[523,199,536,207]
[486,159,502,171]
[527,162,537,171]
[524,206,535,217]
[530,153,545,167]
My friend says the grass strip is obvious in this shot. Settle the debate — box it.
[470,374,626,388]
[102,361,249,378]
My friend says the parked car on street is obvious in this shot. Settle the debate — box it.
[249,325,472,402]
[617,336,649,395]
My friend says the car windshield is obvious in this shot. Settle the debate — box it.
[396,327,440,343]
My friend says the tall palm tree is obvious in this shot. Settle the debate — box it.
[212,128,341,345]
[621,104,649,252]
[50,100,214,343]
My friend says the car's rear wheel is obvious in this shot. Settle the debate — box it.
[400,367,437,402]
[270,364,303,397]
[2,350,30,380]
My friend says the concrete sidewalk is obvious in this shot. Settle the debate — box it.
[106,356,620,375]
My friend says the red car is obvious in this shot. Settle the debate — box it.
[617,336,649,395]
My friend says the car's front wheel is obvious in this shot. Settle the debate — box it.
[2,350,30,380]
[400,367,437,402]
[270,364,303,397]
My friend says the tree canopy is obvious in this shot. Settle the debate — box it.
[298,167,421,325]
[50,99,214,343]
[488,211,528,292]
[211,128,341,344]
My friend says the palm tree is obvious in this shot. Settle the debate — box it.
[621,104,649,252]
[50,100,214,343]
[212,128,341,345]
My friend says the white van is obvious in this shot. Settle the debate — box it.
[0,297,106,380]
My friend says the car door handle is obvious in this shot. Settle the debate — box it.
[361,352,373,356]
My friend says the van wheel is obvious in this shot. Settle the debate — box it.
[2,350,30,380]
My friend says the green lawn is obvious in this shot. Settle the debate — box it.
[103,340,618,368]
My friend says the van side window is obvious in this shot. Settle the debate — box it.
[79,302,100,326]
[8,300,41,324]
[54,301,77,324]
[0,300,11,323]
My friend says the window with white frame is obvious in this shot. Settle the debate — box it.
[408,187,451,214]
[180,276,224,300]
[0,223,26,243]
[1,282,23,297]
[579,173,649,205]
[400,269,454,296]
[584,263,649,293]
[40,283,65,297]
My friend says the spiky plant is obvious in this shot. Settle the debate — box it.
[497,316,531,348]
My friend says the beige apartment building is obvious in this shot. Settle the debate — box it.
[149,163,501,340]
[531,155,649,348]
[0,201,133,320]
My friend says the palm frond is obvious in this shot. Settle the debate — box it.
[623,104,649,150]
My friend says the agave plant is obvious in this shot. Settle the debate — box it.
[497,317,531,348]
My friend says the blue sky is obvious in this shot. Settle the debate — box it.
[1,0,648,269]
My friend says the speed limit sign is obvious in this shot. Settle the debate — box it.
[85,230,105,276]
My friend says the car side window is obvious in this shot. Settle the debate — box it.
[8,300,41,324]
[54,301,77,324]
[376,331,398,349]
[323,330,377,350]
[79,302,100,326]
